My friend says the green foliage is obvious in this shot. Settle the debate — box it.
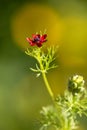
[25,46,58,77]
[40,75,87,130]
[40,106,61,130]
[25,44,87,130]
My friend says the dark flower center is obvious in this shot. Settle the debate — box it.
[33,37,40,43]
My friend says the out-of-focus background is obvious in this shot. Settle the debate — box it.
[0,0,87,130]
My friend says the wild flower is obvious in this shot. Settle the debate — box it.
[25,32,87,130]
[26,34,47,47]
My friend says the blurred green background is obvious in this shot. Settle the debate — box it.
[0,0,87,130]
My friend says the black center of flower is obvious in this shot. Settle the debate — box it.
[33,37,40,43]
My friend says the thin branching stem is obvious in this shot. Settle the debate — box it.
[39,59,54,101]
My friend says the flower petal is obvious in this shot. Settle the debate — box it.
[26,37,35,46]
[36,42,42,47]
[26,33,47,47]
[41,34,47,40]
[26,37,32,42]
[32,34,40,39]
[40,34,47,42]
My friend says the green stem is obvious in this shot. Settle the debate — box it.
[42,71,54,100]
[39,61,54,101]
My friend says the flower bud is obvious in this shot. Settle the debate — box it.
[68,75,85,95]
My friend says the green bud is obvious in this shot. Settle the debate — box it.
[68,75,85,95]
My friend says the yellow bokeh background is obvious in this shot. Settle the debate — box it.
[11,3,63,49]
[0,0,87,130]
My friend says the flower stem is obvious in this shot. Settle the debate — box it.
[42,71,54,100]
[39,61,54,101]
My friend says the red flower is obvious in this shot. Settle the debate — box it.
[26,34,47,47]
